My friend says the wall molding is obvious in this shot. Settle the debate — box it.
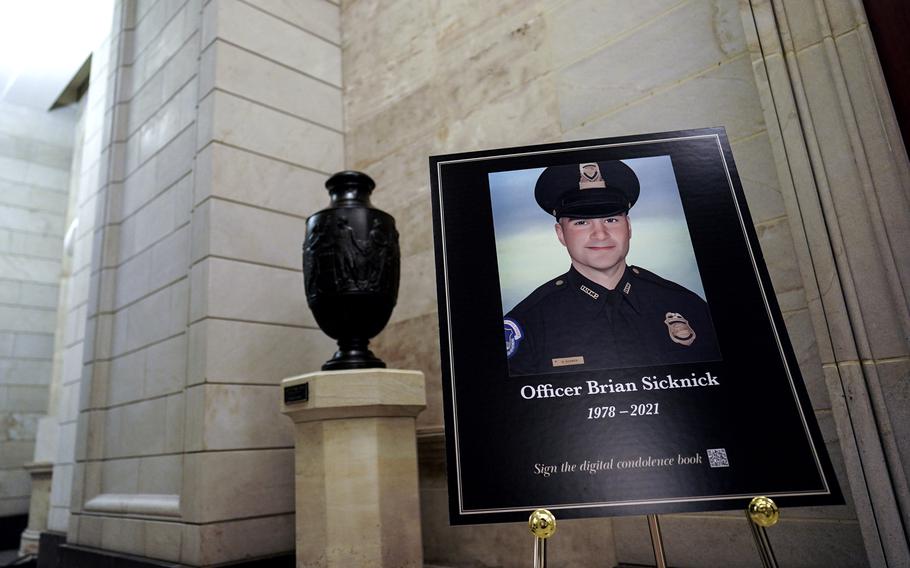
[740,0,910,565]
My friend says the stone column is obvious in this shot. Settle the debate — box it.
[18,461,53,555]
[281,369,426,568]
[741,1,910,565]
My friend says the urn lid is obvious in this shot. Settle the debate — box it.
[326,170,376,206]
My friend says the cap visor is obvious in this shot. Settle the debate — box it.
[557,201,629,219]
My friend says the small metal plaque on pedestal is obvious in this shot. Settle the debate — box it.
[284,382,309,404]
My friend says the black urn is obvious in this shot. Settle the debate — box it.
[302,171,400,370]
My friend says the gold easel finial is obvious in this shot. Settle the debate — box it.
[748,496,780,527]
[529,509,556,539]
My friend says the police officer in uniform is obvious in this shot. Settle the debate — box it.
[504,160,720,375]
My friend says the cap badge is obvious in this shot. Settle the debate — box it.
[504,318,523,358]
[580,285,599,300]
[578,163,606,190]
[664,312,696,346]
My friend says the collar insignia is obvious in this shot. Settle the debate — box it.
[623,282,631,294]
[578,162,606,190]
[664,312,696,346]
[580,284,599,300]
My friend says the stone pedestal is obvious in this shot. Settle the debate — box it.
[18,462,53,556]
[281,369,426,568]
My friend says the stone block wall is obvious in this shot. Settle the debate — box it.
[341,0,867,565]
[44,0,344,564]
[44,17,117,535]
[20,0,901,565]
[0,101,75,520]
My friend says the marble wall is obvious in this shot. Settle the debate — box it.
[22,0,902,566]
[0,101,75,519]
[49,0,344,564]
[341,0,868,565]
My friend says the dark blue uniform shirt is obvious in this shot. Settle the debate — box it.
[504,265,721,375]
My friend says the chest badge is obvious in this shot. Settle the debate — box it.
[664,312,696,346]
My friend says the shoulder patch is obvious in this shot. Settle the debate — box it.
[504,318,523,358]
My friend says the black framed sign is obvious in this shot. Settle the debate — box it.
[429,128,841,525]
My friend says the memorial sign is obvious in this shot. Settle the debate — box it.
[429,128,841,524]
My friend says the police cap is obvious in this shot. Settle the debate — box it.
[535,161,640,219]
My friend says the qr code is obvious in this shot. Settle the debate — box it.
[707,448,729,468]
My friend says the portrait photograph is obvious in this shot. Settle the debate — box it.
[489,156,722,376]
[429,129,840,524]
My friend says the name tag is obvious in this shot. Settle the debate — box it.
[552,356,585,367]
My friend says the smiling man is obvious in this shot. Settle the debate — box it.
[503,161,721,375]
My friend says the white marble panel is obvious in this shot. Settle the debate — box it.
[0,157,69,191]
[0,205,64,235]
[17,282,58,308]
[128,71,166,137]
[0,495,30,515]
[60,343,84,387]
[247,0,339,43]
[556,0,746,129]
[113,279,188,357]
[0,230,64,260]
[120,175,192,261]
[131,33,200,138]
[181,513,294,566]
[165,392,185,453]
[206,40,342,130]
[567,54,767,143]
[185,383,293,451]
[0,358,52,385]
[108,348,146,406]
[0,440,34,467]
[100,457,140,494]
[0,469,31,498]
[546,0,681,68]
[12,332,54,359]
[0,279,18,304]
[182,448,293,523]
[213,0,341,86]
[0,254,60,284]
[0,332,12,356]
[341,0,434,124]
[199,91,343,174]
[145,334,187,398]
[0,179,68,214]
[119,153,157,222]
[731,132,788,224]
[0,306,56,334]
[132,0,202,91]
[132,0,175,61]
[191,257,314,327]
[139,519,183,563]
[389,249,437,325]
[0,102,77,146]
[187,318,334,385]
[115,251,153,309]
[194,143,327,215]
[99,515,144,555]
[135,79,198,171]
[202,198,306,269]
[105,397,169,458]
[0,385,48,413]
